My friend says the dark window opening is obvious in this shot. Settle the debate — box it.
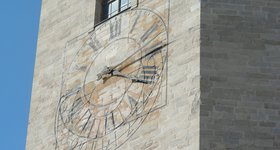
[95,0,131,25]
[103,0,130,19]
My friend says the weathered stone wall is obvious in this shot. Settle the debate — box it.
[121,0,201,149]
[26,0,95,149]
[200,0,280,149]
[26,0,201,149]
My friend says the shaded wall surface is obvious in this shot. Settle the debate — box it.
[201,0,280,149]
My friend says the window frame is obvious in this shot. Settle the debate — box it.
[95,0,131,27]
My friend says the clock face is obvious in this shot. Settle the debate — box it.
[55,8,168,150]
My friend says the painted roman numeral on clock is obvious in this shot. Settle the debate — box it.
[129,14,140,33]
[70,98,84,119]
[140,66,157,84]
[105,112,116,134]
[88,35,101,51]
[111,112,116,128]
[128,96,140,119]
[87,119,101,139]
[79,111,93,134]
[141,23,159,43]
[128,95,138,109]
[110,18,121,39]
[59,104,71,124]
[143,66,157,74]
[73,109,91,132]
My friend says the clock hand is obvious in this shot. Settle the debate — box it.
[112,42,168,72]
[96,43,167,81]
[110,32,165,71]
[111,70,152,84]
[96,42,168,81]
[97,67,152,84]
[120,43,167,71]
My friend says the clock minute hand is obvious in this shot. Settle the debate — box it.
[96,43,169,81]
[112,43,168,72]
[109,31,165,71]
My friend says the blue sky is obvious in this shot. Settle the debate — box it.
[0,0,41,149]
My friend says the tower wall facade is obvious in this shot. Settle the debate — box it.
[26,0,200,149]
[201,0,280,149]
[27,0,280,149]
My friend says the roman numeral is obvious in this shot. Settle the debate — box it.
[104,116,108,134]
[80,112,92,134]
[128,95,138,108]
[139,66,157,84]
[91,119,101,139]
[143,66,157,74]
[127,95,140,121]
[74,109,91,132]
[86,118,95,138]
[110,18,121,39]
[117,107,125,123]
[143,66,157,72]
[141,23,159,43]
[105,112,116,134]
[129,14,140,33]
[88,35,101,51]
[111,112,116,128]
[95,120,102,138]
[70,98,84,120]
[127,122,135,136]
[59,103,71,124]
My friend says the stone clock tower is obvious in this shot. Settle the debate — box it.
[26,0,280,150]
